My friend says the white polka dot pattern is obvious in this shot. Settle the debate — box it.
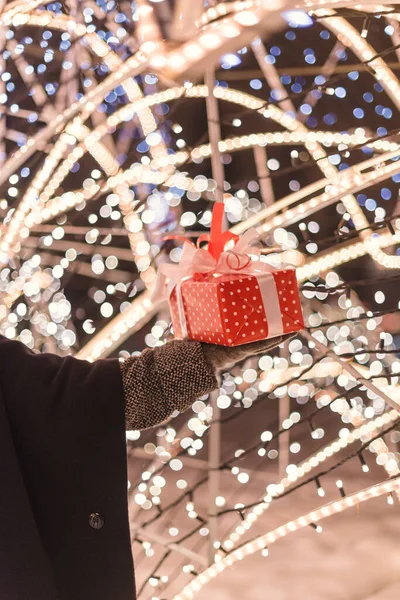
[168,269,304,346]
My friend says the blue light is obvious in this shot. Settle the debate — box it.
[305,55,316,64]
[270,46,281,56]
[285,31,296,41]
[374,83,384,93]
[310,89,322,100]
[353,108,364,119]
[300,103,312,115]
[282,10,313,28]
[320,30,330,40]
[392,173,400,183]
[328,154,341,166]
[306,116,318,128]
[105,91,117,103]
[45,83,57,95]
[291,83,302,93]
[381,188,391,200]
[362,146,373,156]
[137,141,149,153]
[335,87,346,98]
[281,75,291,84]
[348,71,359,80]
[220,53,242,69]
[377,127,387,137]
[357,194,366,206]
[250,79,262,90]
[365,198,377,212]
[289,180,300,191]
[155,103,169,116]
[383,107,393,119]
[314,75,326,86]
[323,113,337,125]
[363,92,373,103]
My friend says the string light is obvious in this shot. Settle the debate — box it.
[174,478,400,600]
[316,478,325,497]
[336,480,346,498]
[358,453,370,473]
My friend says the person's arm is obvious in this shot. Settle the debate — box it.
[0,333,288,433]
[120,336,289,430]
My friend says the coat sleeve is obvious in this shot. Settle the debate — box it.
[120,340,218,430]
[0,336,136,600]
[0,336,217,432]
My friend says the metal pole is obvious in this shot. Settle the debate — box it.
[278,340,290,479]
[207,391,221,566]
[205,69,224,565]
[252,38,295,115]
[205,70,225,203]
[0,25,6,166]
[278,394,290,480]
[253,145,274,208]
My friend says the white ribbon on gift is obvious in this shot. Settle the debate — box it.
[153,227,284,340]
[175,281,189,338]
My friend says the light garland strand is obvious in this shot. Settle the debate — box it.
[173,477,400,600]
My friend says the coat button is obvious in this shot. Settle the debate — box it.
[89,512,105,529]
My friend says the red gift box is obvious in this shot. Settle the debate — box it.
[154,203,304,346]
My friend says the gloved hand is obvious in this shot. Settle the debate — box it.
[201,334,294,373]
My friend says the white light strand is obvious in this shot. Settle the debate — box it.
[220,408,399,552]
[174,477,400,600]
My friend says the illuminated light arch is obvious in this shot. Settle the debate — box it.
[1,82,337,252]
[188,130,398,162]
[24,145,399,360]
[173,477,400,600]
[0,0,291,191]
[1,10,167,255]
[239,151,400,237]
[0,9,169,296]
[21,145,400,247]
[220,405,400,552]
[318,7,400,116]
[9,9,165,141]
[301,0,397,11]
[75,292,165,361]
[210,87,400,268]
[0,50,148,196]
[11,7,388,256]
[9,83,395,253]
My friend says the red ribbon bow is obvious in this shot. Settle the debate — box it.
[151,202,271,300]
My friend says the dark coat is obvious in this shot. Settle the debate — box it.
[0,336,136,600]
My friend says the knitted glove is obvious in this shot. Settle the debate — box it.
[201,334,294,373]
